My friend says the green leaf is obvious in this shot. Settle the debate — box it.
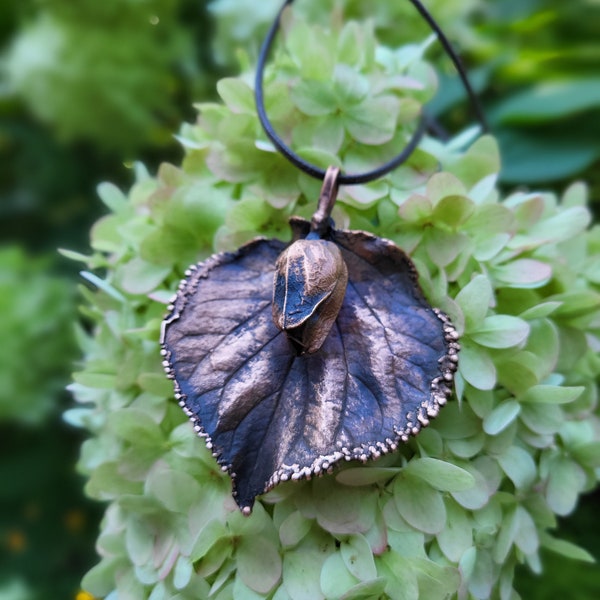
[343,95,399,144]
[540,533,595,563]
[80,271,126,302]
[196,537,231,579]
[333,64,370,107]
[290,80,338,116]
[285,19,334,80]
[313,478,377,535]
[118,258,171,295]
[458,341,496,390]
[464,203,515,236]
[470,315,530,349]
[233,576,268,599]
[433,401,481,440]
[216,78,255,114]
[341,534,377,582]
[519,385,584,405]
[282,532,334,600]
[483,400,521,436]
[97,182,128,213]
[173,555,193,590]
[72,371,117,389]
[551,291,600,319]
[82,557,125,598]
[437,498,473,562]
[389,149,439,191]
[336,467,400,486]
[455,275,492,330]
[393,474,446,534]
[125,518,153,567]
[497,446,536,489]
[514,506,539,556]
[58,248,95,263]
[562,181,588,207]
[339,578,387,600]
[336,21,364,67]
[446,433,485,459]
[85,462,143,499]
[493,505,519,564]
[468,548,494,600]
[189,520,229,562]
[520,403,563,435]
[342,180,389,207]
[491,259,552,288]
[279,511,312,549]
[414,558,461,600]
[527,206,591,244]
[491,79,600,123]
[145,463,203,514]
[450,463,492,510]
[320,553,359,598]
[137,372,175,397]
[425,230,470,268]
[426,172,467,205]
[571,442,600,468]
[498,130,599,184]
[498,351,540,395]
[377,552,419,600]
[237,535,282,594]
[107,408,164,447]
[519,301,562,319]
[448,136,501,188]
[398,194,432,223]
[404,458,475,492]
[546,456,587,516]
[469,173,498,204]
[432,195,475,229]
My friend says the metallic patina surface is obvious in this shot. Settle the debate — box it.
[160,215,459,513]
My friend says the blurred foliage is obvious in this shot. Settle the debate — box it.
[0,420,103,600]
[2,0,211,153]
[209,0,480,66]
[0,247,76,423]
[0,247,94,598]
[69,12,600,599]
[468,0,600,191]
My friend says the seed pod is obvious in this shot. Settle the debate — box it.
[273,238,348,355]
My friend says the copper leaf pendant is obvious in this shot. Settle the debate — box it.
[161,170,458,513]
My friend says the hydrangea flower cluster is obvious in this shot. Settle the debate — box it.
[69,13,599,600]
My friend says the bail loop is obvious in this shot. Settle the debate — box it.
[311,166,340,237]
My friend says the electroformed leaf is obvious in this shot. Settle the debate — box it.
[161,218,458,513]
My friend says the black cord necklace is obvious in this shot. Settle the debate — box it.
[162,1,473,514]
[255,0,488,185]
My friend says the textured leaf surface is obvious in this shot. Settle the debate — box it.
[161,221,457,511]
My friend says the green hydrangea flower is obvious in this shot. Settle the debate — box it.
[209,0,480,65]
[69,13,599,600]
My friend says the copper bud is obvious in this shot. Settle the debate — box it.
[272,238,348,355]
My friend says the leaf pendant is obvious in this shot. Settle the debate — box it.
[160,170,459,514]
